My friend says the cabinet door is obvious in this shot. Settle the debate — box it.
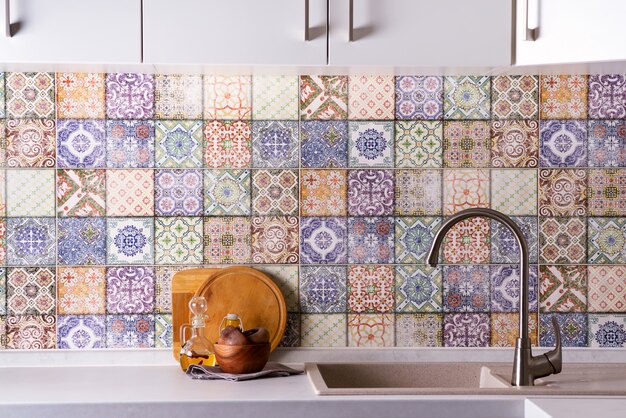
[0,0,141,63]
[328,0,512,67]
[516,0,626,65]
[143,0,327,65]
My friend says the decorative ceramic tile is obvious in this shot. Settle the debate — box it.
[491,75,539,119]
[57,267,106,315]
[0,268,5,315]
[204,75,251,120]
[300,170,346,217]
[56,72,105,119]
[106,169,154,216]
[300,75,348,120]
[204,169,250,215]
[539,313,587,347]
[106,266,155,314]
[491,313,538,347]
[442,121,490,168]
[252,121,299,168]
[7,218,56,266]
[0,120,5,166]
[0,220,5,265]
[204,120,252,168]
[588,75,626,119]
[348,121,394,167]
[491,217,538,264]
[443,313,490,347]
[155,266,182,314]
[251,170,298,216]
[155,314,173,348]
[443,265,490,313]
[588,266,626,312]
[252,75,299,120]
[347,169,394,216]
[7,268,55,315]
[442,217,490,264]
[300,314,347,347]
[0,317,4,348]
[300,121,347,168]
[443,76,490,119]
[490,265,538,313]
[347,265,394,313]
[279,312,301,347]
[395,217,441,264]
[587,120,626,167]
[347,217,394,264]
[538,169,587,217]
[348,75,394,120]
[347,313,394,347]
[57,218,106,266]
[300,266,347,313]
[7,169,55,217]
[588,217,626,264]
[106,120,155,168]
[204,217,251,264]
[57,169,106,217]
[491,169,537,216]
[154,169,203,216]
[395,76,443,120]
[0,172,4,217]
[106,314,155,348]
[56,120,106,168]
[6,72,55,118]
[443,169,489,215]
[395,313,442,347]
[539,120,587,167]
[5,119,56,167]
[105,73,155,119]
[539,265,587,312]
[395,169,441,216]
[588,169,626,216]
[57,315,105,349]
[5,315,56,349]
[154,217,203,265]
[106,218,154,265]
[154,74,203,119]
[255,265,299,312]
[540,75,587,119]
[588,314,626,347]
[395,121,443,168]
[154,120,203,168]
[395,265,442,313]
[251,216,299,264]
[491,120,540,168]
[0,72,4,118]
[300,217,347,264]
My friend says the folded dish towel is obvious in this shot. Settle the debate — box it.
[186,362,304,381]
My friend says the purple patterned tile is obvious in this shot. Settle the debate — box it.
[539,120,587,167]
[154,169,203,216]
[106,120,155,168]
[443,265,490,313]
[106,266,155,314]
[57,120,106,168]
[347,169,394,216]
[443,313,490,347]
[395,76,443,120]
[106,314,155,348]
[300,266,347,313]
[300,217,347,264]
[588,75,626,119]
[347,217,394,264]
[105,73,155,120]
[588,120,626,167]
[57,315,105,349]
[490,265,538,313]
[252,121,299,168]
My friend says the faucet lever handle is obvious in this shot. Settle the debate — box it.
[544,317,562,374]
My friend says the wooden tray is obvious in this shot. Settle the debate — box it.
[171,267,287,361]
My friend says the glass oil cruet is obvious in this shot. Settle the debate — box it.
[179,296,216,371]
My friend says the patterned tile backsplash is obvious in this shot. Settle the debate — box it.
[1,72,626,350]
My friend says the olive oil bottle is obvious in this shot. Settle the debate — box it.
[179,296,216,371]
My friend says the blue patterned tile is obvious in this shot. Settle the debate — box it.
[300,121,348,168]
[154,120,203,168]
[490,264,538,313]
[7,218,56,266]
[588,120,626,167]
[443,265,490,313]
[155,314,172,348]
[106,218,154,265]
[278,312,301,347]
[588,314,626,348]
[395,265,442,313]
[347,169,395,216]
[443,313,490,347]
[348,121,394,167]
[154,169,203,216]
[540,313,587,347]
[57,315,105,349]
[57,218,106,266]
[300,266,347,313]
[252,121,299,168]
[106,314,155,348]
[106,120,155,168]
[348,217,394,264]
[57,120,106,168]
[395,217,442,264]
[300,217,347,264]
[204,169,251,215]
[539,120,587,167]
[490,217,538,264]
[395,76,443,120]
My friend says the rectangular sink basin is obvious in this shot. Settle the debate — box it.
[306,362,626,396]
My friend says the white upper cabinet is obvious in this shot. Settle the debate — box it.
[516,0,626,65]
[143,0,328,66]
[0,0,141,63]
[327,0,513,67]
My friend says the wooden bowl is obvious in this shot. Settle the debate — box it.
[214,342,270,374]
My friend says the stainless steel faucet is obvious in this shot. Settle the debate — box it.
[426,208,562,386]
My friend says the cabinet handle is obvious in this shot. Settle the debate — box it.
[5,0,11,37]
[304,0,309,41]
[348,0,354,42]
[523,0,537,41]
